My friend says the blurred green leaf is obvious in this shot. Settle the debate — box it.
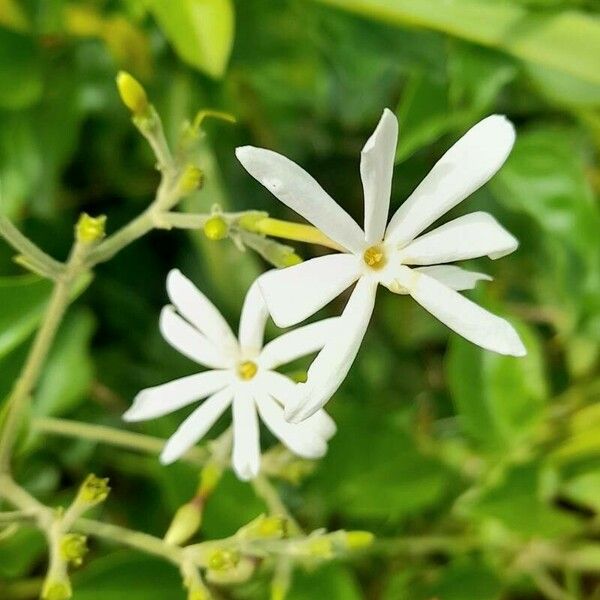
[73,551,182,599]
[288,564,362,599]
[316,0,600,85]
[0,28,42,109]
[147,0,234,78]
[0,0,29,32]
[33,308,95,418]
[562,471,600,512]
[0,526,45,578]
[447,319,547,452]
[0,275,52,360]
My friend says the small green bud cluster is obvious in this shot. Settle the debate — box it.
[75,213,106,244]
[42,581,72,600]
[77,474,111,506]
[179,165,204,195]
[60,533,88,567]
[237,514,288,541]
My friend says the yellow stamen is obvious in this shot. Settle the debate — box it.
[363,245,386,270]
[237,361,258,381]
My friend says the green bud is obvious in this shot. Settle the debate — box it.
[203,216,228,241]
[60,534,88,567]
[238,514,287,540]
[306,537,334,559]
[199,463,222,496]
[165,502,202,546]
[206,548,240,572]
[77,474,110,506]
[178,165,204,195]
[116,71,149,116]
[75,213,106,244]
[188,589,211,600]
[344,530,374,550]
[206,557,254,585]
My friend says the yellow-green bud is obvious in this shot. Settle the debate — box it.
[280,252,302,267]
[75,213,106,244]
[165,503,202,546]
[199,463,222,496]
[306,537,334,558]
[236,212,268,232]
[207,548,240,572]
[188,589,211,600]
[178,165,204,194]
[60,534,88,567]
[239,514,287,540]
[77,474,110,506]
[203,216,228,241]
[344,531,374,550]
[42,581,72,600]
[116,71,149,116]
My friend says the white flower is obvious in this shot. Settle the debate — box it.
[236,110,526,423]
[123,269,337,480]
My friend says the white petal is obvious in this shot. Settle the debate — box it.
[400,212,518,265]
[286,277,378,423]
[415,265,492,291]
[261,370,337,441]
[160,306,231,369]
[124,370,231,422]
[166,269,237,352]
[160,387,233,465]
[232,389,261,480]
[236,146,365,253]
[238,279,269,354]
[392,265,526,356]
[258,254,361,327]
[361,108,398,244]
[259,317,339,370]
[386,115,516,245]
[255,391,326,459]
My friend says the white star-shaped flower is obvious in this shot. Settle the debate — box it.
[236,110,526,423]
[124,269,337,480]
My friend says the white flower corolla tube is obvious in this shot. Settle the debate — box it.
[236,110,526,423]
[123,269,337,481]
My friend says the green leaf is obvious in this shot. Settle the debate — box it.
[0,28,42,109]
[0,275,52,360]
[289,564,362,600]
[33,309,95,418]
[73,551,182,599]
[562,472,600,513]
[147,0,234,78]
[0,525,45,578]
[315,0,600,86]
[447,319,547,453]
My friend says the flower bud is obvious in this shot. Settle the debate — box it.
[199,463,222,496]
[42,580,72,600]
[344,530,374,550]
[206,548,240,572]
[75,213,106,244]
[238,514,287,540]
[116,71,149,116]
[203,216,228,241]
[60,534,88,567]
[77,474,110,507]
[165,502,202,546]
[306,537,334,559]
[206,557,254,585]
[178,165,204,195]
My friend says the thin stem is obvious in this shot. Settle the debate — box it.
[0,241,91,474]
[32,417,208,466]
[75,518,183,565]
[530,568,575,600]
[0,215,64,279]
[0,510,35,523]
[251,475,301,535]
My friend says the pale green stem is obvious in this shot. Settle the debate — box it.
[0,510,35,523]
[32,417,208,466]
[530,568,576,600]
[0,241,91,474]
[251,475,301,535]
[0,215,64,279]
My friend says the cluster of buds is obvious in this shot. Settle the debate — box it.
[75,213,107,244]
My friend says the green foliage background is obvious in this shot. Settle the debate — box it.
[0,0,599,598]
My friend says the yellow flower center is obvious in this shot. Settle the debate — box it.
[363,245,386,270]
[237,360,258,380]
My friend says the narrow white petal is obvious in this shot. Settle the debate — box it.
[259,317,339,370]
[362,108,398,244]
[386,115,516,245]
[415,265,492,291]
[255,391,326,459]
[166,269,237,352]
[232,389,261,480]
[286,277,378,423]
[160,306,231,369]
[392,265,526,356]
[160,387,233,465]
[124,370,231,422]
[238,279,269,354]
[261,370,337,441]
[400,212,518,265]
[235,146,365,253]
[258,254,361,328]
